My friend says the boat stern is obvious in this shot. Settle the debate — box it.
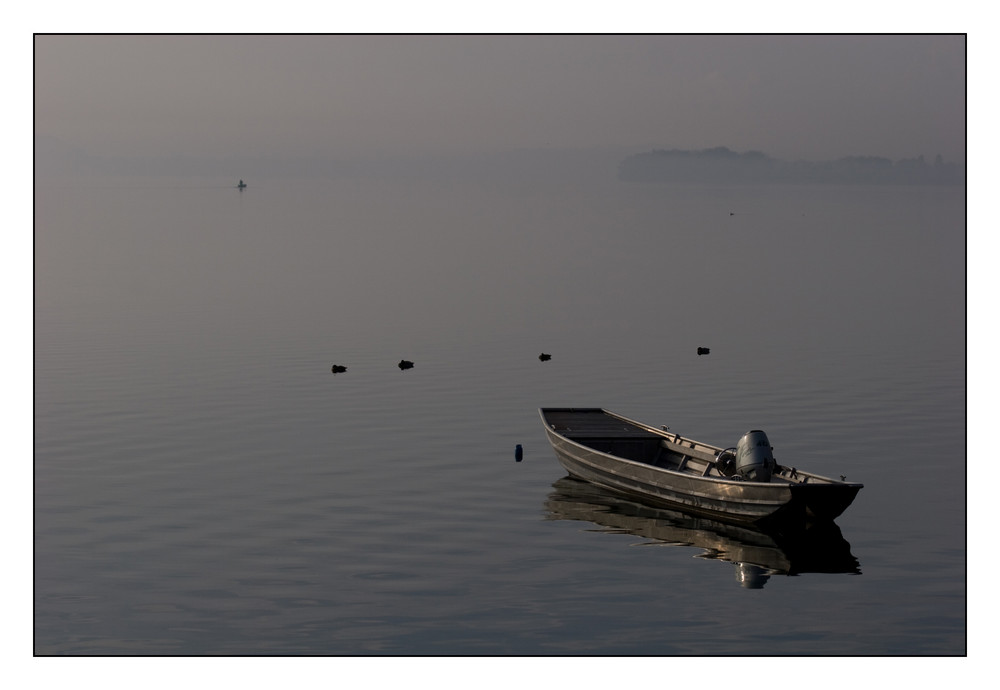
[790,482,863,522]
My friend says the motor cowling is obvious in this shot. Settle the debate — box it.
[735,430,775,482]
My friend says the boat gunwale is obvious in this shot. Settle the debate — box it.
[539,407,864,490]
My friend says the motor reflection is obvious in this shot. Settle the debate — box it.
[735,563,771,589]
[544,477,861,589]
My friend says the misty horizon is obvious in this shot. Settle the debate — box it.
[35,134,965,186]
[34,35,966,177]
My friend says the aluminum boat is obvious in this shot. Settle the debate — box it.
[540,407,862,525]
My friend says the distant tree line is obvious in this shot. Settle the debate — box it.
[618,146,963,185]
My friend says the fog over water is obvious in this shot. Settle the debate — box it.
[35,35,964,166]
[32,34,968,352]
[29,32,977,674]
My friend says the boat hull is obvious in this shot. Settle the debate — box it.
[541,408,861,526]
[545,476,861,577]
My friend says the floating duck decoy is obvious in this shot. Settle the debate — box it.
[331,364,347,374]
[697,347,710,355]
[539,353,552,361]
[398,359,414,370]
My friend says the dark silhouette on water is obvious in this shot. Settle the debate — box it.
[515,444,523,462]
[697,347,710,355]
[331,364,347,374]
[539,353,552,361]
[398,359,414,370]
[237,179,247,190]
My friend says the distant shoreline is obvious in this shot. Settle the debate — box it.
[618,146,963,186]
[35,135,965,186]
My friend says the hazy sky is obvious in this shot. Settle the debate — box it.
[34,34,966,165]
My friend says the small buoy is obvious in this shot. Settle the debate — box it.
[539,353,551,361]
[515,444,523,462]
[398,359,414,370]
[697,347,710,355]
[331,364,347,374]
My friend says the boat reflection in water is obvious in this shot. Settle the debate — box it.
[544,477,861,589]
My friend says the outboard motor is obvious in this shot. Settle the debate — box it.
[735,430,775,482]
[716,448,738,477]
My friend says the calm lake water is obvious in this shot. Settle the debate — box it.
[34,171,966,655]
